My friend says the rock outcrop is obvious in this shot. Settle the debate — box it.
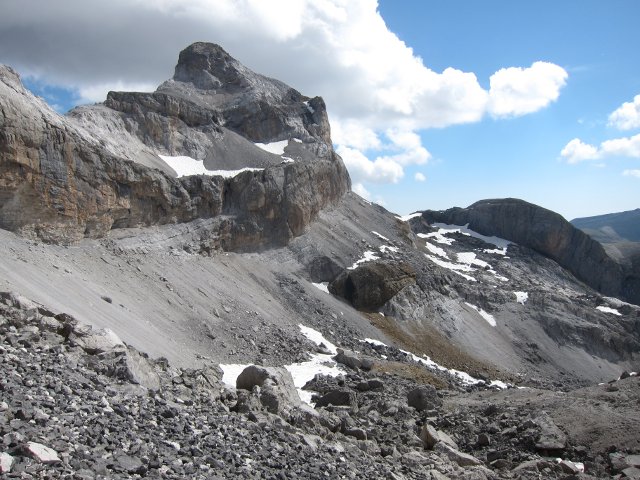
[0,42,350,249]
[329,260,416,311]
[417,198,639,305]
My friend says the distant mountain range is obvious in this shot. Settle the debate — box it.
[571,208,640,244]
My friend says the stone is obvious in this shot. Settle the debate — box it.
[72,325,125,354]
[533,412,566,453]
[0,452,14,474]
[622,467,640,479]
[558,459,581,474]
[333,349,361,369]
[476,433,491,447]
[314,389,357,408]
[420,424,440,449]
[236,365,300,414]
[407,385,442,411]
[434,442,482,467]
[23,442,61,464]
[329,261,416,311]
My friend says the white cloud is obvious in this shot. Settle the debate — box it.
[561,133,640,163]
[78,81,156,103]
[352,182,371,199]
[488,62,568,118]
[414,172,426,182]
[623,169,640,178]
[608,94,640,131]
[0,0,567,189]
[560,138,600,163]
[336,145,404,184]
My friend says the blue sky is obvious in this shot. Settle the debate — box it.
[2,0,639,220]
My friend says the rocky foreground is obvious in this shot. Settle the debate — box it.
[2,292,639,479]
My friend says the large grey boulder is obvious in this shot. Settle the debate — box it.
[329,260,416,311]
[407,385,442,412]
[236,365,301,414]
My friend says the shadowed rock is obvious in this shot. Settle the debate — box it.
[329,260,416,311]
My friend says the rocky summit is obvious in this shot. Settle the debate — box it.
[1,43,639,479]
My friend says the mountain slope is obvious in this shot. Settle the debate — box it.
[572,208,640,243]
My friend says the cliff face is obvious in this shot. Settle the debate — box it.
[418,198,639,305]
[0,43,350,249]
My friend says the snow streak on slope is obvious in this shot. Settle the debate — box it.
[362,339,509,389]
[425,254,477,282]
[254,140,290,155]
[286,325,342,404]
[220,325,343,405]
[159,155,263,178]
[422,223,511,254]
[465,302,497,327]
[596,306,621,316]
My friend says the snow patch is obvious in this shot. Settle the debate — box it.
[379,245,399,254]
[312,282,330,294]
[159,155,263,178]
[422,223,511,252]
[372,231,390,242]
[363,338,387,347]
[348,251,380,269]
[255,140,289,155]
[399,349,489,386]
[396,212,422,222]
[425,241,448,258]
[304,101,315,114]
[425,254,477,282]
[281,156,295,163]
[596,306,621,316]
[298,324,337,355]
[219,363,251,389]
[514,291,529,304]
[465,302,497,327]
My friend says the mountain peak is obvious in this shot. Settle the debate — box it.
[173,42,247,90]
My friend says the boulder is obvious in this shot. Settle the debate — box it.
[407,385,442,411]
[329,260,416,311]
[72,325,125,354]
[236,365,301,414]
[434,442,482,467]
[23,442,61,464]
[0,452,13,474]
[314,389,357,408]
[533,412,566,453]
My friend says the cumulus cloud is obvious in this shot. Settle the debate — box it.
[561,133,640,163]
[608,94,640,131]
[336,145,404,184]
[560,138,600,164]
[623,169,640,178]
[488,62,568,118]
[414,172,426,182]
[0,0,567,188]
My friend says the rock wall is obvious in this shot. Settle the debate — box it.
[418,198,639,305]
[0,43,351,250]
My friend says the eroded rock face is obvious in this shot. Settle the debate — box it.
[418,198,639,305]
[329,261,416,311]
[0,42,351,249]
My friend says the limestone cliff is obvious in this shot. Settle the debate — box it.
[416,198,639,305]
[0,43,351,249]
